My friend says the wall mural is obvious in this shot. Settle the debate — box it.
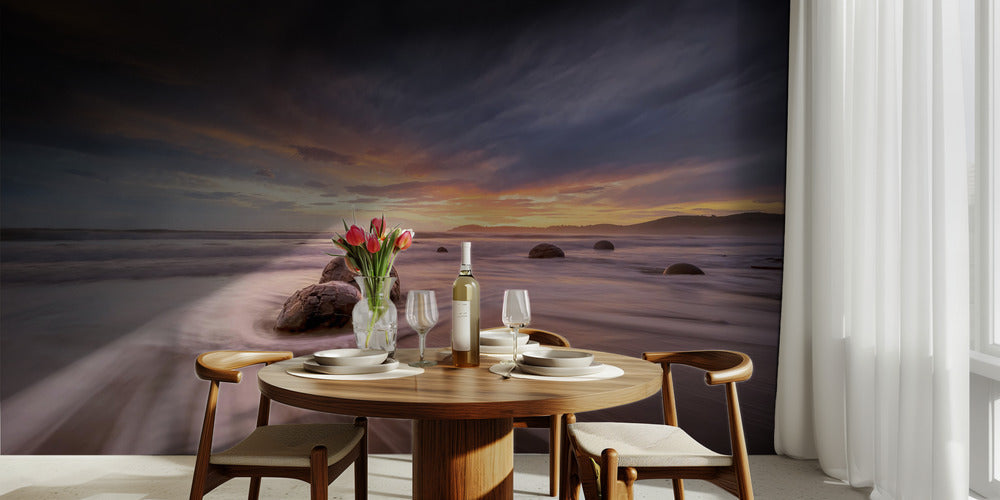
[0,1,789,455]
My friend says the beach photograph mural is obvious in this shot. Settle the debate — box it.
[0,0,789,456]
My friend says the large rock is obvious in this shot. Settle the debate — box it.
[663,263,705,275]
[275,282,362,331]
[320,257,401,301]
[593,240,615,250]
[320,257,356,283]
[529,243,565,259]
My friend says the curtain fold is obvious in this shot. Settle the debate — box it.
[776,1,969,498]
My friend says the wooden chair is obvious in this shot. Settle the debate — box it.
[564,350,753,500]
[190,351,368,500]
[502,327,571,497]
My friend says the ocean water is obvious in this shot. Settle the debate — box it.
[0,230,783,455]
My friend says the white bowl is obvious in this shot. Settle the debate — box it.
[313,349,388,366]
[304,359,399,375]
[480,329,529,346]
[521,349,595,367]
[515,361,604,377]
[480,340,540,355]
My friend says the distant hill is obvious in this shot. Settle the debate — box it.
[448,212,784,235]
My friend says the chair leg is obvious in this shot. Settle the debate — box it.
[248,477,261,500]
[672,478,685,500]
[191,466,229,499]
[550,414,562,497]
[562,413,577,500]
[190,472,206,500]
[354,417,368,500]
[567,449,584,500]
[600,449,619,500]
[623,467,638,500]
[311,446,328,500]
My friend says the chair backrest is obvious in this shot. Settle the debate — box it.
[642,350,753,497]
[193,351,293,462]
[521,328,571,347]
[190,351,294,498]
[196,350,293,383]
[642,350,752,450]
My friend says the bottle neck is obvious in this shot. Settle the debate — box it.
[459,242,472,276]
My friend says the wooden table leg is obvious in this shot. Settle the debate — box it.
[412,418,514,500]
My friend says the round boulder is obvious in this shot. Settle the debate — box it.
[436,246,448,253]
[320,256,356,283]
[593,240,615,250]
[529,243,565,259]
[320,257,401,301]
[275,282,362,331]
[663,263,705,275]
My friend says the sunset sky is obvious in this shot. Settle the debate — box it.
[1,1,788,232]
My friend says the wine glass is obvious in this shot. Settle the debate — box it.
[406,290,438,367]
[502,289,531,365]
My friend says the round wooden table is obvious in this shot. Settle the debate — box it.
[258,348,662,500]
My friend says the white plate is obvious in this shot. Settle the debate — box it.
[515,361,605,377]
[521,349,594,367]
[479,340,540,354]
[304,358,399,375]
[480,329,529,346]
[313,349,388,366]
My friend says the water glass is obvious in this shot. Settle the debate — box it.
[406,290,438,367]
[502,289,531,363]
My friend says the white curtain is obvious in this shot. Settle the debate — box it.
[776,1,970,499]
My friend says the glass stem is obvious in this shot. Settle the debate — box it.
[418,330,427,361]
[511,326,519,362]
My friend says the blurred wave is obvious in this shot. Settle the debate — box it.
[1,231,783,455]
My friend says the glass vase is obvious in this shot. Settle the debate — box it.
[352,276,397,356]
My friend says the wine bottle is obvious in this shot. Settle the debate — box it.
[451,241,480,367]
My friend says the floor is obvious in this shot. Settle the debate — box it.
[0,454,869,499]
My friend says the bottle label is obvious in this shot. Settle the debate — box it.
[452,300,471,351]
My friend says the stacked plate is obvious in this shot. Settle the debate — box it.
[480,329,529,345]
[516,349,603,376]
[479,328,541,355]
[303,348,399,375]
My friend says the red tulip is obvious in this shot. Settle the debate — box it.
[371,217,385,238]
[345,225,365,246]
[366,234,381,253]
[394,230,413,251]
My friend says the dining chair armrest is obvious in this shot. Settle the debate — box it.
[524,328,571,347]
[196,350,294,383]
[643,350,752,385]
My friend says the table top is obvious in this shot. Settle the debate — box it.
[258,347,663,420]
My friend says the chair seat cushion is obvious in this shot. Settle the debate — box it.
[568,422,732,468]
[211,423,364,468]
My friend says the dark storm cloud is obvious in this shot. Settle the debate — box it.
[293,146,358,165]
[619,158,782,207]
[344,197,381,204]
[64,169,110,183]
[560,185,608,195]
[184,192,240,201]
[183,191,298,211]
[323,0,788,194]
[346,180,476,202]
[1,0,787,230]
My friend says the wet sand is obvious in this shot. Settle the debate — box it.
[1,232,781,455]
